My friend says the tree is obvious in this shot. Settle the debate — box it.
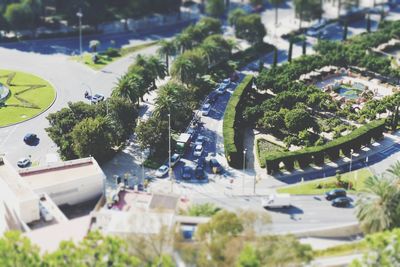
[206,0,225,17]
[133,55,166,90]
[71,116,114,162]
[269,0,284,26]
[89,40,100,52]
[228,8,246,28]
[135,116,169,155]
[112,73,144,105]
[343,20,348,41]
[186,203,221,217]
[235,14,266,45]
[351,229,400,267]
[0,231,42,267]
[302,37,307,55]
[4,2,35,31]
[366,13,371,33]
[237,245,260,267]
[158,40,177,74]
[171,49,207,85]
[200,34,233,67]
[273,46,278,67]
[355,175,400,234]
[284,109,317,133]
[288,38,294,62]
[293,0,323,28]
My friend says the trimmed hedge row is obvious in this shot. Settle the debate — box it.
[231,42,275,69]
[265,119,386,174]
[223,75,254,168]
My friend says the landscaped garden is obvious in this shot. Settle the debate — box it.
[223,20,400,173]
[0,70,56,127]
[71,41,159,70]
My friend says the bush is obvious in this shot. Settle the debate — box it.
[102,47,120,58]
[265,120,386,173]
[223,75,254,168]
[231,42,275,69]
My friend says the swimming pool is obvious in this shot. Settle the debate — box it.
[336,86,362,99]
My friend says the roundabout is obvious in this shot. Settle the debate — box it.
[0,70,56,127]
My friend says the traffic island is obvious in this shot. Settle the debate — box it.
[0,70,56,127]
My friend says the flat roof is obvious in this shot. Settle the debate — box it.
[19,158,104,190]
[0,158,37,201]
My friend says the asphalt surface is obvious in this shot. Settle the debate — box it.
[0,21,193,55]
[193,194,358,234]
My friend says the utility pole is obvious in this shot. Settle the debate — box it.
[76,9,83,59]
[168,113,173,193]
[242,149,247,194]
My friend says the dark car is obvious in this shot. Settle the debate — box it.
[332,197,351,208]
[195,166,205,179]
[208,91,218,104]
[23,133,38,145]
[325,189,347,200]
[210,158,222,174]
[181,166,193,180]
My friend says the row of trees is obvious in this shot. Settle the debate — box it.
[0,0,182,32]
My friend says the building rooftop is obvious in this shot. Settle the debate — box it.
[0,157,37,202]
[19,157,104,191]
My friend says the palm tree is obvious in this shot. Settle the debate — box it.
[132,55,166,90]
[157,40,176,75]
[171,56,195,85]
[355,175,400,233]
[112,74,144,106]
[269,0,284,26]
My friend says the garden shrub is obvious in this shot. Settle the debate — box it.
[264,120,385,174]
[223,75,254,168]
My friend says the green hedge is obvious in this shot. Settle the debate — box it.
[223,75,254,168]
[265,119,386,174]
[231,42,275,69]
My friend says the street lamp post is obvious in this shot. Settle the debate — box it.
[349,149,354,172]
[141,150,145,185]
[242,149,247,194]
[76,9,83,58]
[253,175,256,195]
[168,113,173,193]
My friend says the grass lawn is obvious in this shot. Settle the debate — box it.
[0,70,56,127]
[71,41,159,70]
[277,168,373,195]
[256,138,284,168]
[314,240,367,258]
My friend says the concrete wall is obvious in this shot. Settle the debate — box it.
[33,173,103,206]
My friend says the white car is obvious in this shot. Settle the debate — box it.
[155,165,169,178]
[307,19,327,37]
[17,158,31,168]
[195,135,206,146]
[91,94,105,104]
[201,103,211,116]
[222,78,231,87]
[193,144,203,157]
[215,85,225,95]
[170,153,181,167]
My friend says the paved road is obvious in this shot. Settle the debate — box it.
[192,194,357,234]
[0,44,159,167]
[0,21,192,55]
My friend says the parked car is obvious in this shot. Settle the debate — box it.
[209,158,222,174]
[91,94,105,104]
[195,166,205,179]
[181,166,193,180]
[170,153,181,167]
[325,189,347,200]
[201,103,212,116]
[215,84,225,95]
[17,158,31,168]
[23,133,38,145]
[39,203,54,222]
[193,144,203,157]
[195,135,206,146]
[332,197,351,207]
[306,19,327,37]
[222,78,231,87]
[155,165,169,178]
[208,91,218,104]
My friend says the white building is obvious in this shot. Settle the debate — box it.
[0,157,105,235]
